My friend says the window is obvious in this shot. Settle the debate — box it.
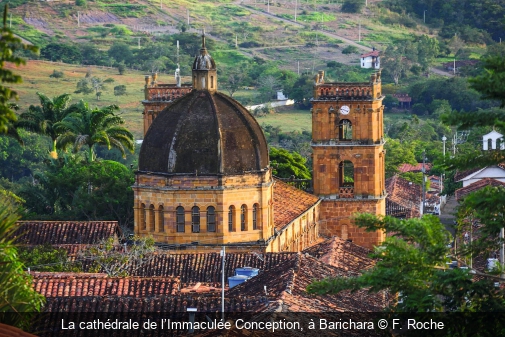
[339,119,352,140]
[339,160,354,187]
[241,205,247,231]
[149,204,155,231]
[176,206,185,232]
[253,204,259,230]
[140,203,146,230]
[158,205,164,232]
[192,206,200,233]
[211,76,214,88]
[207,206,216,232]
[228,206,235,232]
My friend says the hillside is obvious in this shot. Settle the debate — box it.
[9,0,427,72]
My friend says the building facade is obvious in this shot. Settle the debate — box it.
[311,70,386,248]
[134,34,320,253]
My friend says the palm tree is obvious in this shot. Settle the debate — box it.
[17,92,72,158]
[55,100,134,161]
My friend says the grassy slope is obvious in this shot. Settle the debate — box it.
[6,61,172,139]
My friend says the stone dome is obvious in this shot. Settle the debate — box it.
[138,90,269,175]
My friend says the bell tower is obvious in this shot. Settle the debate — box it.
[311,70,386,248]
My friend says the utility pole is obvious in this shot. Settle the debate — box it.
[294,0,297,22]
[423,10,427,24]
[501,227,505,279]
[267,0,270,13]
[9,13,11,29]
[235,34,238,48]
[297,61,300,75]
[421,150,426,216]
[187,9,190,25]
[77,11,80,28]
[137,37,141,49]
[358,20,361,42]
[453,58,456,75]
[160,0,162,9]
[221,246,226,321]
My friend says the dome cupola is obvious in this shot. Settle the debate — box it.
[192,31,217,92]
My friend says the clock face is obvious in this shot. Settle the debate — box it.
[340,105,350,115]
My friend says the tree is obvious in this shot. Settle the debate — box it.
[55,101,134,161]
[117,62,126,75]
[40,43,81,63]
[0,201,45,329]
[18,244,77,272]
[384,138,417,177]
[222,69,245,98]
[341,0,364,13]
[17,92,72,158]
[284,75,313,108]
[257,75,281,102]
[90,77,104,100]
[78,236,156,277]
[269,147,311,179]
[114,85,127,97]
[0,5,38,138]
[108,42,133,65]
[307,213,505,314]
[382,44,408,85]
[469,56,505,107]
[75,78,93,96]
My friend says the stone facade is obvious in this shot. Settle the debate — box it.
[311,70,386,248]
[134,170,274,249]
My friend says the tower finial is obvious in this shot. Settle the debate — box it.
[202,29,206,49]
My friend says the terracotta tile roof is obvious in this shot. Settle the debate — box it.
[386,175,422,219]
[227,253,387,312]
[0,323,37,337]
[454,168,481,181]
[14,221,120,245]
[131,252,296,283]
[302,236,374,274]
[41,295,268,314]
[455,178,505,201]
[398,163,431,173]
[31,272,181,297]
[273,179,320,230]
[360,50,380,58]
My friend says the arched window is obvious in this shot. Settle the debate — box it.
[192,206,200,233]
[158,205,164,232]
[207,206,216,232]
[252,204,259,230]
[149,204,155,231]
[339,119,352,140]
[241,205,247,231]
[176,206,185,233]
[228,206,235,232]
[488,138,493,150]
[211,76,214,88]
[339,160,354,187]
[140,203,146,230]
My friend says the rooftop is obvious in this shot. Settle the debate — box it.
[31,273,181,298]
[273,179,320,230]
[14,221,120,245]
[455,178,505,201]
[398,163,431,173]
[227,253,387,312]
[302,236,374,274]
[386,175,422,219]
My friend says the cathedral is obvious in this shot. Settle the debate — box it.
[134,34,385,252]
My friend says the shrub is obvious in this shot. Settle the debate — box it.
[49,70,64,79]
[342,45,359,54]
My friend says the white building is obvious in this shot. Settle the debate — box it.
[360,48,380,69]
